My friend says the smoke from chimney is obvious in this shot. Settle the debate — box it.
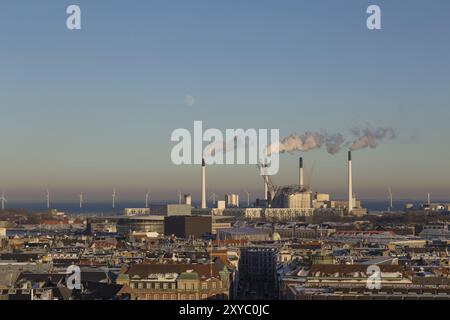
[268,132,345,155]
[350,127,396,151]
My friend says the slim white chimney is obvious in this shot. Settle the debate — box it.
[262,162,269,201]
[264,176,269,201]
[201,158,206,209]
[348,151,353,214]
[299,157,304,188]
[46,190,50,209]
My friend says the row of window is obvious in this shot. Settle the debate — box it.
[132,282,176,290]
[131,281,222,290]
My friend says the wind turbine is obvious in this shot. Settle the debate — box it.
[79,192,84,209]
[388,188,393,212]
[244,190,250,207]
[145,190,150,208]
[112,189,116,209]
[46,189,50,209]
[0,192,6,210]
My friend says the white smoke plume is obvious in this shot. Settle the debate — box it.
[325,133,345,155]
[350,127,397,151]
[268,132,345,155]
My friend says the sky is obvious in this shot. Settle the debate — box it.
[0,0,449,202]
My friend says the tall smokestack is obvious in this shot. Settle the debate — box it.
[299,157,304,188]
[264,176,269,201]
[348,151,353,214]
[201,158,206,209]
[263,163,269,201]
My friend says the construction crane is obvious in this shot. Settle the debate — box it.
[256,163,279,202]
[208,193,217,206]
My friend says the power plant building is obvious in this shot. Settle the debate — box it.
[225,194,240,208]
[271,185,312,209]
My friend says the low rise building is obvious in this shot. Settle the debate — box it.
[121,262,231,300]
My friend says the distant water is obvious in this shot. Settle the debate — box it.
[2,199,441,215]
[363,200,423,213]
[2,201,165,216]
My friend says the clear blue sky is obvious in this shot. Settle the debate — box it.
[0,0,449,202]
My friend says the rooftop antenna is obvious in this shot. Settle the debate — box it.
[79,192,83,209]
[46,189,50,209]
[112,189,116,209]
[0,192,6,210]
[388,188,393,211]
[244,190,250,207]
[145,190,150,208]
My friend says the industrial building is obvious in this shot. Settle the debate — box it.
[271,185,312,209]
[225,194,240,208]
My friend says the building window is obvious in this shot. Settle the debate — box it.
[138,282,143,289]
[201,294,207,299]
[171,283,176,289]
[154,294,159,300]
[191,283,195,290]
[163,283,168,290]
[146,282,152,289]
[155,283,160,289]
[130,282,136,289]
[163,294,168,300]
[212,282,216,289]
[171,294,177,300]
[201,283,207,290]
